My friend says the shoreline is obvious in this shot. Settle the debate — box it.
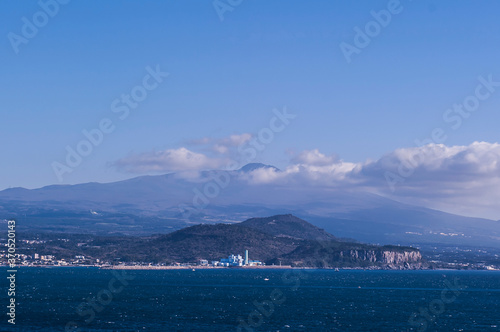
[101,265,295,270]
[1,265,498,271]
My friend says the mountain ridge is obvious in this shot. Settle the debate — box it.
[1,164,499,248]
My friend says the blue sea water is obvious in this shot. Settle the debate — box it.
[0,267,499,331]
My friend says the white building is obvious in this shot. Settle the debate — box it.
[220,254,244,266]
[214,251,265,267]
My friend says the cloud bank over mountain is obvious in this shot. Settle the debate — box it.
[113,137,500,220]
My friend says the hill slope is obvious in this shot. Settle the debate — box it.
[24,215,426,269]
[241,214,335,241]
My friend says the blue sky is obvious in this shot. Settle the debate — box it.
[1,0,500,192]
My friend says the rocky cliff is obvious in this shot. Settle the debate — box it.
[275,241,427,269]
[339,249,424,269]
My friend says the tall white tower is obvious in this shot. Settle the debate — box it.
[245,250,249,265]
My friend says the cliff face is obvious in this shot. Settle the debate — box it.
[382,250,422,264]
[339,249,422,263]
[278,242,427,269]
[337,249,424,269]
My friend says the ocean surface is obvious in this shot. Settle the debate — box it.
[0,267,499,331]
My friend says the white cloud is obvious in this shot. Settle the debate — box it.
[116,133,255,173]
[113,141,500,219]
[291,149,339,166]
[114,147,226,173]
[358,141,500,218]
[236,142,500,219]
[359,141,500,185]
[213,145,229,154]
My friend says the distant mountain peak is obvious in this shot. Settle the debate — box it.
[238,163,280,173]
[241,214,336,241]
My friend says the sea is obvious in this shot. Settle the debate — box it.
[0,267,499,331]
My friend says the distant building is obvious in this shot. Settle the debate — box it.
[215,250,264,267]
[199,259,208,266]
[248,260,263,266]
[220,254,244,266]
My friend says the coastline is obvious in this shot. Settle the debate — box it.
[1,265,499,271]
[100,265,294,270]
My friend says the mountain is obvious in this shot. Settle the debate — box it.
[241,214,335,241]
[148,222,297,263]
[25,215,426,269]
[238,163,280,173]
[1,164,499,248]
